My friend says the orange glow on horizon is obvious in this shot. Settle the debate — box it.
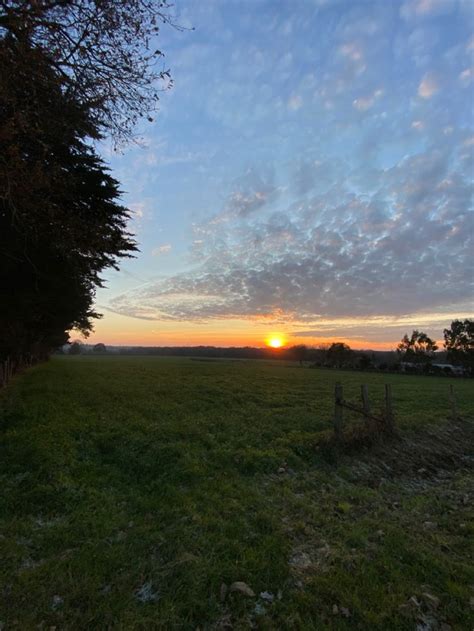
[265,334,287,349]
[84,308,462,351]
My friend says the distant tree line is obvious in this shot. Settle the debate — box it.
[64,320,473,376]
[0,1,174,380]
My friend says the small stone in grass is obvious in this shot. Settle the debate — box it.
[230,581,255,597]
[277,467,286,474]
[260,591,274,602]
[340,607,351,618]
[423,521,437,530]
[399,596,421,616]
[332,604,339,615]
[51,595,63,611]
[289,551,312,569]
[135,581,159,603]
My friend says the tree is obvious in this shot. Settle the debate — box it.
[0,38,136,363]
[1,2,179,372]
[289,344,308,366]
[326,342,353,368]
[443,319,473,374]
[93,343,106,353]
[68,341,82,355]
[397,330,438,364]
[358,353,374,371]
[0,0,178,142]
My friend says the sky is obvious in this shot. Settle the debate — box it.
[88,0,474,350]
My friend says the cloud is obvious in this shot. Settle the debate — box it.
[418,73,439,98]
[152,244,172,256]
[292,309,474,343]
[400,0,454,21]
[288,95,303,111]
[459,68,473,85]
[225,191,269,217]
[339,42,363,62]
[218,168,280,219]
[129,203,145,219]
[352,89,383,111]
[101,0,472,336]
[337,41,366,76]
[108,134,473,325]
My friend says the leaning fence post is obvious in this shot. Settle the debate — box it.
[361,384,370,419]
[334,382,344,440]
[384,384,395,433]
[449,384,457,419]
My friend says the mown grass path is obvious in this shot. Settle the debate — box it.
[1,357,473,629]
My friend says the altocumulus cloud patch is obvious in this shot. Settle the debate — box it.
[109,128,473,323]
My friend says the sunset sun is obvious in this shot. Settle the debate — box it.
[266,335,286,349]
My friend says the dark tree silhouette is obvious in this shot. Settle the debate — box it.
[93,343,107,353]
[0,2,179,380]
[290,344,308,365]
[397,330,438,364]
[0,38,136,366]
[0,0,178,142]
[68,341,82,355]
[326,342,353,368]
[443,319,473,374]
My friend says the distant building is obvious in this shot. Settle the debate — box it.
[431,363,465,376]
[399,361,464,376]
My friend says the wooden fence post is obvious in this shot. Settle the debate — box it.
[361,384,370,419]
[384,384,395,433]
[449,384,457,419]
[334,382,344,440]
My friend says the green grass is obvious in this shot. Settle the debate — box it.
[0,356,473,629]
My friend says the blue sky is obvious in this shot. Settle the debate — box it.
[90,0,473,349]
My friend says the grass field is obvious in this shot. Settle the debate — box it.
[1,356,473,629]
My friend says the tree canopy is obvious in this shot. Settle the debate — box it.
[1,1,178,372]
[325,342,353,368]
[397,330,438,364]
[443,319,473,374]
[0,0,177,142]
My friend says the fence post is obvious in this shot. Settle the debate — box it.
[449,384,457,419]
[334,382,344,440]
[361,384,370,419]
[384,384,395,433]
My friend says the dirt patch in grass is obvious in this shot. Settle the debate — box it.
[346,418,474,485]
